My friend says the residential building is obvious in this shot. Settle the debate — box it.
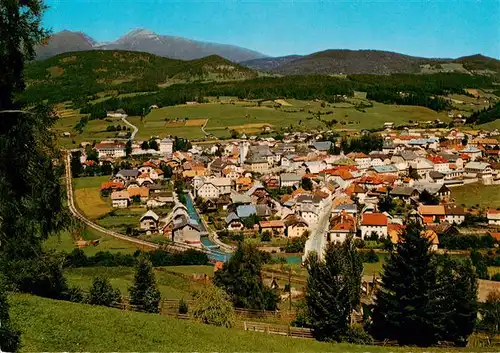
[140,210,159,233]
[280,173,302,188]
[259,220,285,236]
[418,205,446,224]
[283,215,309,238]
[487,209,500,226]
[111,190,129,208]
[360,213,388,239]
[328,211,356,243]
[444,204,466,225]
[95,142,126,159]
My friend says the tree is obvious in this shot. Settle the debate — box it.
[302,177,313,191]
[378,193,394,213]
[261,230,271,242]
[129,257,161,313]
[481,291,500,342]
[140,140,149,150]
[470,250,490,280]
[87,276,121,307]
[192,285,235,327]
[160,163,173,178]
[214,242,280,310]
[435,256,478,346]
[70,151,83,177]
[408,166,420,180]
[419,189,440,205]
[149,139,159,151]
[178,298,189,314]
[0,0,68,290]
[0,276,20,352]
[304,238,362,342]
[125,139,132,157]
[371,221,441,346]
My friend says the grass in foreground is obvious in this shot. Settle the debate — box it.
[451,183,500,209]
[10,293,431,352]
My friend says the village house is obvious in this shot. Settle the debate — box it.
[347,152,372,170]
[171,217,202,246]
[259,220,285,236]
[444,204,467,225]
[464,162,492,181]
[487,209,500,226]
[328,211,356,243]
[111,190,130,208]
[280,173,302,188]
[461,146,482,161]
[115,169,141,181]
[140,210,160,233]
[360,213,388,239]
[194,177,233,200]
[283,215,309,238]
[418,205,446,224]
[245,155,269,174]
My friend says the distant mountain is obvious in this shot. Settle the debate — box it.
[267,50,432,75]
[35,29,267,62]
[241,55,303,72]
[242,50,500,76]
[35,30,95,60]
[24,50,258,103]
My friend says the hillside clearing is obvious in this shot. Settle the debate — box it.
[451,183,500,209]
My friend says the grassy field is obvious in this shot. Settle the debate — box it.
[10,293,426,353]
[65,266,207,299]
[451,183,500,209]
[74,187,113,219]
[122,100,448,140]
[44,226,143,255]
[73,175,110,189]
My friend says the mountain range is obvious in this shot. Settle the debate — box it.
[35,29,500,76]
[35,29,266,62]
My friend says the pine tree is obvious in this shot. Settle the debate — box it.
[371,221,440,346]
[0,277,20,352]
[129,257,161,313]
[305,238,362,342]
[435,256,478,346]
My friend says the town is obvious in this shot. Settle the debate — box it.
[72,125,500,260]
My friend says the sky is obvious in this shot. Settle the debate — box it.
[44,0,500,59]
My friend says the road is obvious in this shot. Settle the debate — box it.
[122,116,138,140]
[302,198,333,262]
[63,151,221,256]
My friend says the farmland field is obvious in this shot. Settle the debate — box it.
[74,187,113,219]
[451,183,500,209]
[125,100,448,140]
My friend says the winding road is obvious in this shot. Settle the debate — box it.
[64,151,223,257]
[122,116,138,140]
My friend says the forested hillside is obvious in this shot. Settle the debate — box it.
[23,50,257,104]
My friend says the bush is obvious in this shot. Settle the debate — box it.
[491,273,500,282]
[192,285,235,328]
[179,298,189,314]
[340,324,374,345]
[261,231,271,242]
[64,286,85,303]
[87,276,121,307]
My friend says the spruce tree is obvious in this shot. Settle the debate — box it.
[436,256,478,346]
[371,221,440,346]
[129,257,161,313]
[305,238,362,342]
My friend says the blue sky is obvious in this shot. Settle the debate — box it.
[44,0,500,59]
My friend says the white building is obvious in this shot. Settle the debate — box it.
[111,190,130,208]
[95,142,126,159]
[280,173,302,188]
[360,213,388,239]
[487,210,500,225]
[160,138,174,159]
[194,177,233,199]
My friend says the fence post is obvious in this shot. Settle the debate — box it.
[243,321,247,331]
